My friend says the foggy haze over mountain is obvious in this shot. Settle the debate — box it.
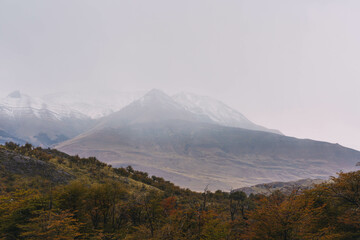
[1,0,360,150]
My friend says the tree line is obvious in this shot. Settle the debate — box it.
[0,142,359,239]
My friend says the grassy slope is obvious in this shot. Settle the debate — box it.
[0,144,158,195]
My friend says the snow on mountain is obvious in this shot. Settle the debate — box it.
[173,92,282,134]
[0,90,87,120]
[43,90,146,119]
[137,89,187,111]
[0,91,95,146]
[0,89,282,146]
[94,89,213,129]
[0,90,283,135]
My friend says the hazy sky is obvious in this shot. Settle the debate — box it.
[1,0,360,150]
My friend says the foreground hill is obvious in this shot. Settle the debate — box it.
[0,143,193,239]
[0,143,160,193]
[57,90,360,191]
[1,143,360,239]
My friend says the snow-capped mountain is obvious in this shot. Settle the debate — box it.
[57,89,360,191]
[173,92,282,134]
[0,91,95,146]
[0,91,88,120]
[43,90,146,119]
[95,89,212,129]
[0,89,281,147]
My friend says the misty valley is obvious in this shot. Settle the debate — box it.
[2,1,360,238]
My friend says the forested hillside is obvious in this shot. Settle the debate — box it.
[0,143,359,239]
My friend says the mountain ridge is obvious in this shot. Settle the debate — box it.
[173,92,282,135]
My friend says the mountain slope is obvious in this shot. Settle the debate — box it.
[0,143,165,192]
[173,92,282,134]
[234,178,327,195]
[57,90,360,191]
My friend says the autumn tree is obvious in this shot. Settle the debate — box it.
[20,209,82,240]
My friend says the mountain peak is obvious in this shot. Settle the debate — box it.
[135,89,182,110]
[96,89,213,127]
[146,88,167,96]
[140,89,172,102]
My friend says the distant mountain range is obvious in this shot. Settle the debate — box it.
[43,90,146,119]
[0,89,280,146]
[0,91,95,146]
[55,89,360,191]
[1,89,359,190]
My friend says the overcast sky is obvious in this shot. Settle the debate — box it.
[1,0,360,150]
